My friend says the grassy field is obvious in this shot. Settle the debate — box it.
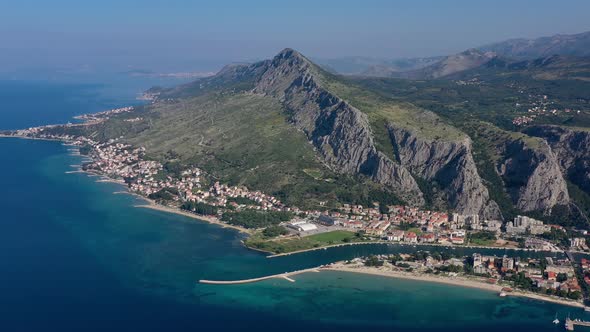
[244,230,366,254]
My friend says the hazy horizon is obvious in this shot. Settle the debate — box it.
[2,0,590,75]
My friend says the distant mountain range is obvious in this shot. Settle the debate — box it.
[479,31,590,59]
[394,49,497,79]
[316,56,444,76]
[320,30,590,79]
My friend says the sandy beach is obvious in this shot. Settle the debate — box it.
[134,201,252,235]
[325,263,585,308]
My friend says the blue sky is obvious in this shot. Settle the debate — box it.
[1,0,589,72]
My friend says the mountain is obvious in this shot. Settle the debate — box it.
[395,49,498,79]
[479,31,590,59]
[30,48,590,221]
[317,56,444,76]
[442,53,590,82]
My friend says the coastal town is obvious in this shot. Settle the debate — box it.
[4,109,590,257]
[5,106,590,310]
[362,251,581,298]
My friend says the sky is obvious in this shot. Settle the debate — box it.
[1,0,589,73]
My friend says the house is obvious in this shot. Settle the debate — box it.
[420,233,436,243]
[451,237,465,245]
[404,232,418,243]
[387,230,405,242]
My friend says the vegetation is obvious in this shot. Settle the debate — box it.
[364,255,384,267]
[540,228,571,247]
[244,230,363,254]
[262,225,289,238]
[436,264,463,273]
[221,210,293,229]
[51,51,590,222]
[468,231,497,246]
[180,201,218,215]
[147,188,178,202]
[505,272,536,292]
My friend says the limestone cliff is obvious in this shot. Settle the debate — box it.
[388,125,501,219]
[525,125,590,194]
[497,138,570,213]
[254,49,424,206]
[253,49,502,216]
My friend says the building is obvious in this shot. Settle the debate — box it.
[474,265,488,275]
[502,255,514,271]
[571,237,586,248]
[451,237,465,245]
[524,238,552,251]
[287,220,318,232]
[387,230,405,242]
[420,233,436,243]
[484,220,502,232]
[318,215,338,226]
[506,215,549,235]
[473,253,482,268]
[404,232,418,243]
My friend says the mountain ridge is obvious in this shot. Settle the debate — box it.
[21,47,590,221]
[479,30,590,59]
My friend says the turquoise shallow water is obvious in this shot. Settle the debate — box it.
[0,80,588,331]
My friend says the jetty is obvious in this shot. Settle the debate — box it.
[198,267,322,285]
[565,317,590,330]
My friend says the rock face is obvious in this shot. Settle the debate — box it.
[253,49,502,216]
[497,138,570,213]
[525,126,590,194]
[254,49,425,206]
[388,125,502,219]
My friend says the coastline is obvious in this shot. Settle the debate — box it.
[0,134,65,142]
[324,263,585,309]
[2,135,568,257]
[4,129,588,312]
[134,201,253,235]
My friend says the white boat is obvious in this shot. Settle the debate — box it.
[553,312,560,324]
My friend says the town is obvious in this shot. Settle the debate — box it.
[340,250,585,303]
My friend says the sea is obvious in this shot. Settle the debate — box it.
[0,74,586,331]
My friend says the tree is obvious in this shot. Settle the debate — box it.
[568,291,582,300]
[221,210,294,228]
[557,273,568,283]
[364,255,384,267]
[181,201,218,215]
[262,225,289,237]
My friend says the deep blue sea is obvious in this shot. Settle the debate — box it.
[0,75,587,331]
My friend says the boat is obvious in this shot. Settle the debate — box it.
[499,291,507,297]
[553,312,559,324]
